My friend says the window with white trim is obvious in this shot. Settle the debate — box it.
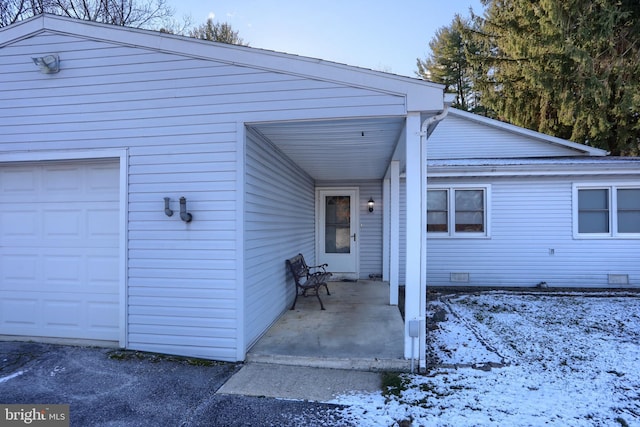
[575,184,640,237]
[427,186,490,237]
[617,188,640,233]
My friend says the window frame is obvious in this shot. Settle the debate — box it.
[573,183,640,239]
[427,185,491,238]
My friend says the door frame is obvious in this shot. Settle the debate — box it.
[0,149,128,348]
[315,187,360,280]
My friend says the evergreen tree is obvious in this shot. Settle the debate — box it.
[472,0,640,155]
[417,15,475,111]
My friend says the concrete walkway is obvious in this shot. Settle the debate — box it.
[217,363,382,402]
[246,280,409,371]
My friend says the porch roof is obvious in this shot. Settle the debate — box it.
[248,117,407,181]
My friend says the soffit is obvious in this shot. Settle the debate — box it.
[249,117,406,181]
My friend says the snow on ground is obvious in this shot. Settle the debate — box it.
[332,291,640,427]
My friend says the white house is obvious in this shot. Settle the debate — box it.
[422,109,640,288]
[2,15,637,368]
[0,15,440,365]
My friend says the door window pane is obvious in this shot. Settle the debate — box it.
[325,196,350,253]
[427,190,448,232]
[578,189,609,233]
[618,189,640,233]
[455,190,484,232]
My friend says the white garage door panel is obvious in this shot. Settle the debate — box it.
[1,293,118,340]
[0,160,120,341]
[1,297,38,326]
[1,250,118,293]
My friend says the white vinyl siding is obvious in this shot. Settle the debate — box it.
[427,114,589,159]
[426,176,640,288]
[0,30,411,360]
[244,129,315,349]
[399,179,407,286]
[358,182,384,279]
[420,110,635,289]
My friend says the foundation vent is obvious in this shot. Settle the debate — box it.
[608,274,629,285]
[450,272,470,283]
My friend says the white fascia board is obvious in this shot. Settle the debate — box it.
[10,14,444,113]
[448,109,609,156]
[0,14,47,46]
[405,84,445,112]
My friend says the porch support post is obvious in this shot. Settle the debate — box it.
[382,176,390,283]
[404,112,426,365]
[388,160,400,305]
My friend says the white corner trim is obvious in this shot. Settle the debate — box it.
[235,122,247,361]
[118,152,129,348]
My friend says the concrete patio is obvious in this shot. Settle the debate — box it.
[246,280,410,371]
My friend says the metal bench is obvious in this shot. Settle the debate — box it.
[286,253,332,310]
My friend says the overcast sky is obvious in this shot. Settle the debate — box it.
[171,1,484,77]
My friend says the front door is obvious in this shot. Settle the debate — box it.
[317,188,358,279]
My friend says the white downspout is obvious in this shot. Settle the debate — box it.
[421,105,450,138]
[417,102,450,370]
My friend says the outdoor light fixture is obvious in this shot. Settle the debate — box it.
[368,197,375,213]
[32,54,60,74]
[179,197,193,222]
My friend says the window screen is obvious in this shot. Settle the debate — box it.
[427,190,448,232]
[578,189,609,233]
[617,189,640,233]
[455,189,484,232]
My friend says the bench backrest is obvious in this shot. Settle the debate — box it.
[286,254,308,284]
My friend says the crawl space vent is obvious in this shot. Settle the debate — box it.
[608,274,629,285]
[450,272,470,283]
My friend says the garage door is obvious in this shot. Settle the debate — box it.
[0,159,120,341]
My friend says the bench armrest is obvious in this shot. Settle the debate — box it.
[307,263,328,273]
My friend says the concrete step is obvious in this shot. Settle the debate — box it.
[246,352,411,372]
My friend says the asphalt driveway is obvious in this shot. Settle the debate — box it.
[0,341,352,426]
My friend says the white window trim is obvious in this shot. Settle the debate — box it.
[427,184,491,238]
[573,183,640,239]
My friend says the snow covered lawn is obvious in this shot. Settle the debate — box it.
[333,291,640,426]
